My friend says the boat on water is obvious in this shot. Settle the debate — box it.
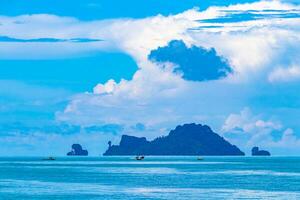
[197,157,204,160]
[135,155,145,160]
[42,156,56,161]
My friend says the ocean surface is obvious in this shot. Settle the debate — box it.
[0,156,299,200]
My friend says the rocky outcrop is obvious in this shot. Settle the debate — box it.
[252,147,271,156]
[103,123,245,156]
[67,144,88,156]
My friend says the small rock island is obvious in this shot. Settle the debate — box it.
[103,123,245,156]
[251,147,271,156]
[67,144,88,156]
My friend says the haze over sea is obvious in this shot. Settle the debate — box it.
[1,156,299,200]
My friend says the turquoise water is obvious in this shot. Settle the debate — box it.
[0,157,300,200]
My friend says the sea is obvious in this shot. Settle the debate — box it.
[0,156,299,200]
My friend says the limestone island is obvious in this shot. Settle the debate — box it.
[67,144,88,156]
[103,123,245,156]
[251,147,271,156]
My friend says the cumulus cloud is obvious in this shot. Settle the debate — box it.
[55,0,300,140]
[222,108,300,155]
[56,63,191,138]
[2,0,300,154]
[222,108,282,134]
[148,40,232,81]
[57,66,254,142]
[93,79,117,94]
[268,65,300,82]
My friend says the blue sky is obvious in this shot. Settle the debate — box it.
[1,0,300,155]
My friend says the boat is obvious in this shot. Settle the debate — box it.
[197,157,203,160]
[42,156,56,161]
[135,155,145,160]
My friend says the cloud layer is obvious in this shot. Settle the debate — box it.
[1,0,300,154]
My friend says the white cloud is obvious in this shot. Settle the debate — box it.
[268,65,300,82]
[55,0,300,141]
[57,63,190,136]
[222,0,297,11]
[57,65,253,142]
[93,79,117,94]
[222,108,282,134]
[2,0,300,155]
[274,128,300,149]
[1,0,300,63]
[222,108,300,155]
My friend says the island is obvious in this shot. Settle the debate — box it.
[251,147,271,156]
[67,144,88,156]
[103,123,245,156]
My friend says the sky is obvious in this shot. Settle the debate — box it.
[1,0,300,156]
